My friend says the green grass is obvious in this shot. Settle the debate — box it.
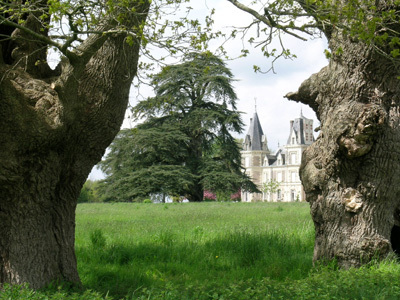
[75,202,314,297]
[4,202,400,299]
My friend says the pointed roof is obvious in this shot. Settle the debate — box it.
[286,112,314,145]
[246,112,265,151]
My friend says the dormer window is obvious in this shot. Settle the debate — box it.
[292,137,295,144]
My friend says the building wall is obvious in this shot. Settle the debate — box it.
[241,150,268,202]
[262,164,302,202]
[241,116,313,203]
[260,147,306,202]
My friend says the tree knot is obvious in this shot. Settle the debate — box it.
[338,104,386,158]
[342,188,363,213]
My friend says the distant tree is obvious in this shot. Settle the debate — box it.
[78,180,101,203]
[99,52,259,202]
[262,180,280,201]
[262,180,280,194]
[98,124,194,202]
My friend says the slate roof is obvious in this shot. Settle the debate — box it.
[245,112,265,151]
[287,114,309,145]
[266,154,277,166]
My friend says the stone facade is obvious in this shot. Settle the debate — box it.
[241,111,314,202]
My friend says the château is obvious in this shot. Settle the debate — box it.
[241,111,315,202]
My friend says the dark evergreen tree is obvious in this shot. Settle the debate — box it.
[99,52,259,202]
[98,123,195,202]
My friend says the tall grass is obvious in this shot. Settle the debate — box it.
[75,202,314,298]
[4,202,400,299]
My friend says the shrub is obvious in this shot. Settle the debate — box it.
[203,190,216,201]
[230,190,241,201]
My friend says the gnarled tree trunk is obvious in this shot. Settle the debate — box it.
[0,1,150,288]
[287,8,400,267]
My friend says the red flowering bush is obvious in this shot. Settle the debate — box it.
[230,190,241,201]
[203,190,217,201]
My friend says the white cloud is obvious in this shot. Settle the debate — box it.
[88,166,104,181]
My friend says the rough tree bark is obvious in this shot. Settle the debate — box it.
[287,2,400,268]
[0,1,150,288]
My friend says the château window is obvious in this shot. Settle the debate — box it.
[277,172,282,182]
[291,153,296,164]
[291,172,296,182]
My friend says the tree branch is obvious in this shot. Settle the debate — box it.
[0,15,79,62]
[226,0,308,41]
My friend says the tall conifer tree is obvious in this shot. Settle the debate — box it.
[99,52,258,202]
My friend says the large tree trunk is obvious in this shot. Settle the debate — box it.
[0,1,150,288]
[187,182,204,202]
[0,152,81,287]
[287,11,400,267]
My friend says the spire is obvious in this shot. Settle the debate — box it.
[246,112,265,151]
[300,107,304,118]
[254,97,257,113]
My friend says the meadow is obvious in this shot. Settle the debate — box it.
[3,202,400,300]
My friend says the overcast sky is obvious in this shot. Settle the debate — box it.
[88,0,328,180]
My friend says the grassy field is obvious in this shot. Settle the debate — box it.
[4,202,400,299]
[76,202,314,298]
